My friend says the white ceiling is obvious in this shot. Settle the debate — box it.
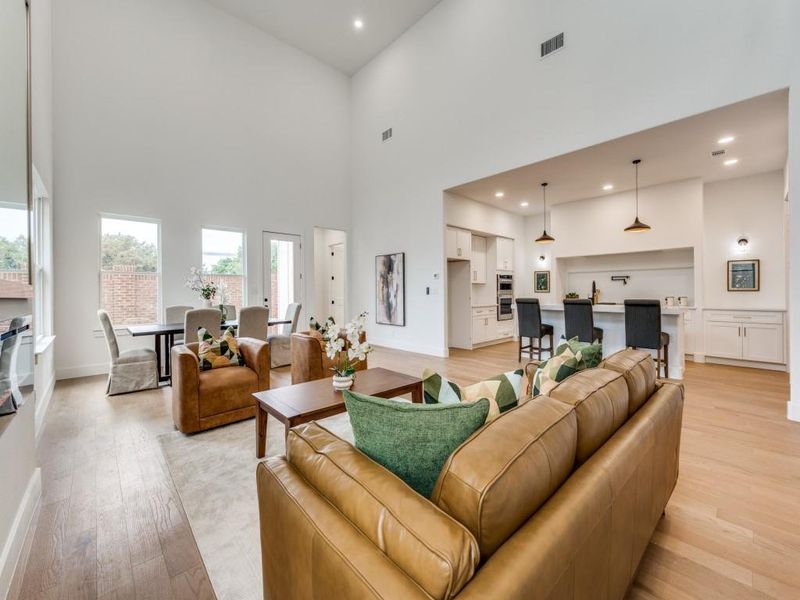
[448,90,789,216]
[205,0,443,75]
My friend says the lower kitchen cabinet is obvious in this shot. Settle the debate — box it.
[472,307,513,346]
[703,310,784,365]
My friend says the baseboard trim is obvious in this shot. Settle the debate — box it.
[35,374,55,442]
[56,362,108,381]
[705,356,787,372]
[369,338,448,358]
[788,401,800,423]
[0,468,42,598]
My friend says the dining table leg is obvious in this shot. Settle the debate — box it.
[165,332,174,384]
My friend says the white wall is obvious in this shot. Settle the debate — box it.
[52,0,351,378]
[351,0,799,359]
[703,171,787,310]
[523,179,705,308]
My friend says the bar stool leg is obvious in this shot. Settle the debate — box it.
[657,346,662,378]
[663,343,669,378]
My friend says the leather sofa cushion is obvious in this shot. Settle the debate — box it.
[431,396,577,559]
[547,368,629,465]
[197,366,257,418]
[600,348,658,415]
[286,423,479,600]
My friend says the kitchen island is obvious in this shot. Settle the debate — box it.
[538,303,688,379]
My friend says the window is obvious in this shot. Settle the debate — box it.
[100,216,161,325]
[32,175,53,339]
[0,202,29,285]
[202,228,245,311]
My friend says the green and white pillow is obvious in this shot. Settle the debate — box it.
[560,336,603,368]
[532,339,587,396]
[422,368,524,422]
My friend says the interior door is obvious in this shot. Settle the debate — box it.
[329,242,345,324]
[262,232,303,323]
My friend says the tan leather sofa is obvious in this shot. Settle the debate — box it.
[171,337,269,433]
[256,349,683,599]
[290,331,368,384]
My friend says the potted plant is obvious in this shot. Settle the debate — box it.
[185,267,218,307]
[216,280,230,323]
[320,312,372,390]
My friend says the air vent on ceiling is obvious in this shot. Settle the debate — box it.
[541,32,564,58]
[382,128,393,142]
[711,149,726,157]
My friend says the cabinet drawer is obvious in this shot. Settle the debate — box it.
[705,310,784,324]
[472,307,496,317]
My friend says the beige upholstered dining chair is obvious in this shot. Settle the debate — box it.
[97,310,158,395]
[267,303,302,368]
[165,305,193,344]
[184,308,222,344]
[238,306,269,340]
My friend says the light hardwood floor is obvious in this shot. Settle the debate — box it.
[8,342,799,599]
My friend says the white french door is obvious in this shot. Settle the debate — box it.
[329,242,345,324]
[262,232,303,322]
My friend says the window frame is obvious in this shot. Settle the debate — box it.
[98,213,163,327]
[201,225,247,308]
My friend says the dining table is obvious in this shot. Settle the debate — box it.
[127,318,292,384]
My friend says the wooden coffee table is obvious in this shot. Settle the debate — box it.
[253,367,423,458]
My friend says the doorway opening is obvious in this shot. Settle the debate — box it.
[313,227,347,326]
[262,231,303,330]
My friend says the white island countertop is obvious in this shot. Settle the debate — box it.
[539,303,692,316]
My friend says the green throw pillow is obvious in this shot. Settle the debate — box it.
[422,368,523,422]
[422,369,462,404]
[532,339,587,396]
[561,336,603,368]
[343,391,489,498]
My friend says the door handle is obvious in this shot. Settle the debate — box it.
[457,247,462,257]
[744,327,747,337]
[473,270,477,281]
[738,326,741,337]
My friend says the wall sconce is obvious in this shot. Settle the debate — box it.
[538,255,546,263]
[737,236,749,254]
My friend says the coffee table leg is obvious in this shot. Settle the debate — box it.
[256,404,267,459]
[411,383,423,403]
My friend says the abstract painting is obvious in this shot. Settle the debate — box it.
[376,253,405,326]
[534,270,550,293]
[727,259,760,292]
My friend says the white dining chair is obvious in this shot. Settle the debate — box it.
[268,303,302,368]
[98,310,158,395]
[238,306,269,340]
[184,308,222,344]
[165,305,193,345]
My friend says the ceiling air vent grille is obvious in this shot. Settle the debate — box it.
[382,128,393,142]
[541,32,564,58]
[711,149,726,157]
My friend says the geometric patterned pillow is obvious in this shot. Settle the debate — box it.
[423,368,524,423]
[532,341,587,396]
[560,336,603,368]
[197,326,243,371]
[422,369,462,405]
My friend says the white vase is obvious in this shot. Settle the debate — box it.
[332,374,354,391]
[203,299,213,308]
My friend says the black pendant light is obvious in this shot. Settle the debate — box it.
[535,182,555,244]
[624,159,651,233]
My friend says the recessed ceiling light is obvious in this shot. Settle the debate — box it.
[520,201,529,207]
[724,158,739,166]
[603,184,614,191]
[353,19,364,30]
[495,191,504,198]
[718,135,735,144]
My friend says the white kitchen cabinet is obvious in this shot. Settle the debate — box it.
[446,227,472,261]
[471,306,496,345]
[704,321,742,359]
[742,323,784,363]
[496,237,514,271]
[704,310,785,365]
[471,235,487,284]
[683,310,695,355]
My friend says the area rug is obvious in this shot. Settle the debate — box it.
[158,413,354,600]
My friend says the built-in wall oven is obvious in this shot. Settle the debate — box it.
[497,274,514,321]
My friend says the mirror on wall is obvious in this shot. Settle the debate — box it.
[0,0,32,298]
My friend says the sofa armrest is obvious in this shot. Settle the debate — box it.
[239,337,270,391]
[291,333,326,383]
[171,344,200,433]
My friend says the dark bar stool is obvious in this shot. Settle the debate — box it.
[516,298,554,362]
[623,299,670,378]
[563,299,603,343]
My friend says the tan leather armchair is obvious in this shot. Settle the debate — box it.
[171,337,269,433]
[290,331,367,384]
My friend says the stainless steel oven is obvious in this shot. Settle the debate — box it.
[497,296,514,321]
[497,274,514,321]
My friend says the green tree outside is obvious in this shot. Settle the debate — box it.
[101,233,158,272]
[209,245,243,275]
[0,235,28,271]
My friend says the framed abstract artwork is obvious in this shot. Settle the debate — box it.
[534,270,550,293]
[376,252,405,326]
[727,259,760,292]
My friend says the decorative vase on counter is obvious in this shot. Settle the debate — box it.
[203,299,213,308]
[332,374,354,391]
